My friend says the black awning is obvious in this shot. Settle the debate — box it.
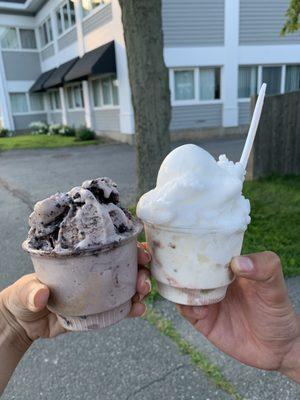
[30,69,57,93]
[43,57,79,90]
[65,41,116,83]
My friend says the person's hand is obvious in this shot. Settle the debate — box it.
[0,242,151,349]
[129,242,152,317]
[177,252,300,380]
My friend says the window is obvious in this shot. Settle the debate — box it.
[92,75,119,107]
[262,66,282,95]
[48,91,61,110]
[199,67,220,100]
[82,1,100,17]
[20,29,37,49]
[173,67,221,102]
[10,93,45,114]
[92,80,101,107]
[174,70,195,101]
[10,93,28,113]
[67,84,84,109]
[285,65,300,92]
[56,0,76,35]
[238,66,258,98]
[39,17,53,48]
[102,78,112,105]
[29,93,44,111]
[112,79,119,105]
[0,27,18,49]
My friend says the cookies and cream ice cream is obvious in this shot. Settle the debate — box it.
[26,177,136,255]
[137,144,250,231]
[137,144,251,306]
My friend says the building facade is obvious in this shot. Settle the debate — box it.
[0,0,299,142]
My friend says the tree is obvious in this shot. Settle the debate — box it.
[281,0,300,34]
[118,0,171,196]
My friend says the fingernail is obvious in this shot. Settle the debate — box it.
[233,256,254,272]
[145,278,152,293]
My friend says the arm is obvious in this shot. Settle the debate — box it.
[0,302,31,395]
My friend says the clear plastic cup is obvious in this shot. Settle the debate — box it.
[144,222,245,305]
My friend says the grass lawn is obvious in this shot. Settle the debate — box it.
[243,175,300,278]
[133,175,300,296]
[0,134,100,151]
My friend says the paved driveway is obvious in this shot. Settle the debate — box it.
[1,137,299,400]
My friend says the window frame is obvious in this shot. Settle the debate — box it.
[10,92,45,115]
[0,26,38,51]
[38,17,53,49]
[48,90,62,111]
[66,83,85,111]
[170,67,222,106]
[90,75,120,110]
[56,0,76,38]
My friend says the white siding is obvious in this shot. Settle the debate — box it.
[13,113,47,131]
[238,102,250,125]
[170,104,222,131]
[50,112,63,124]
[67,111,85,128]
[240,0,300,45]
[83,4,113,36]
[2,51,41,80]
[162,0,225,47]
[58,27,77,50]
[93,109,120,132]
[41,44,55,61]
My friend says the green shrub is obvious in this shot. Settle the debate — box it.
[0,127,10,137]
[48,124,61,136]
[29,121,48,135]
[75,126,96,141]
[58,125,75,137]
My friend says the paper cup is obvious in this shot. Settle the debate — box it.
[144,222,245,306]
[22,224,142,331]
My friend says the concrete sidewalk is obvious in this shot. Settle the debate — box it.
[1,138,299,400]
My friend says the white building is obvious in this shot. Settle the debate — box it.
[0,0,299,143]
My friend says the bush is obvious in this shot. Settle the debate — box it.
[48,124,61,136]
[75,126,96,141]
[0,127,10,137]
[29,121,48,135]
[58,125,75,137]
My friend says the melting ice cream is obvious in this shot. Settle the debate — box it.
[137,144,251,232]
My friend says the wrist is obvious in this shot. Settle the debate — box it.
[0,294,32,354]
[279,316,300,383]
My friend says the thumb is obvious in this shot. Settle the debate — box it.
[4,274,50,317]
[231,251,288,304]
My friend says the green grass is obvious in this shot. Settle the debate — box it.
[243,175,300,277]
[0,134,100,151]
[145,309,242,400]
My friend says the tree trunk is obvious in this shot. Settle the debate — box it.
[118,0,171,196]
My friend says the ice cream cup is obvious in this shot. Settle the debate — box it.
[144,222,245,306]
[22,223,142,331]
